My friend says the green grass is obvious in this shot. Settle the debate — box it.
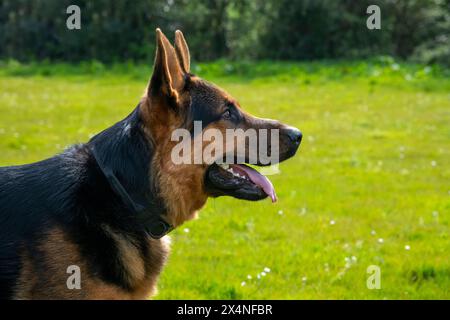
[0,60,449,299]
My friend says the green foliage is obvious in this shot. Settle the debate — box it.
[0,61,449,298]
[0,0,448,64]
[1,57,448,91]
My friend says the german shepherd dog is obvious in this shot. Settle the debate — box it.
[0,29,301,299]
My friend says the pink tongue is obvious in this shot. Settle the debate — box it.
[231,164,277,203]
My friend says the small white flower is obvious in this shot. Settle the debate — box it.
[378,238,384,244]
[330,220,336,225]
[432,211,439,217]
[264,267,271,273]
[302,276,307,282]
[247,275,252,280]
[241,281,246,286]
[261,272,266,276]
[278,210,283,215]
[405,245,411,251]
[257,274,261,279]
[371,230,376,235]
[431,160,437,167]
[183,228,190,233]
[344,257,350,263]
[351,256,357,262]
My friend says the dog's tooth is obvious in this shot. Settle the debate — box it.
[222,164,229,169]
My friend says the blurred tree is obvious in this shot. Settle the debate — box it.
[0,0,448,64]
[169,0,230,60]
[409,0,450,65]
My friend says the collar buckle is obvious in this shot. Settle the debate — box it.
[91,146,173,239]
[135,204,173,239]
[146,218,173,239]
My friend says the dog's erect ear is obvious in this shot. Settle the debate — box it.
[174,30,190,74]
[149,28,185,102]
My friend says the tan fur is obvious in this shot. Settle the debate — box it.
[152,29,185,101]
[102,225,146,287]
[140,98,206,227]
[14,227,170,300]
[10,29,296,300]
[140,75,261,227]
[175,30,190,73]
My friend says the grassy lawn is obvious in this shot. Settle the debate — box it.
[0,60,449,299]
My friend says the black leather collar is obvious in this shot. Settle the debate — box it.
[90,146,173,239]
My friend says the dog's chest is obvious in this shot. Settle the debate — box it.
[14,228,171,300]
[107,233,171,299]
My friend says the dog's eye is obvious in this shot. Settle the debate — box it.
[222,109,232,120]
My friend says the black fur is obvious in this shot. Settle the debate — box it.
[187,79,242,132]
[0,106,166,298]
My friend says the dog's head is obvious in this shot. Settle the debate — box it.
[140,29,302,226]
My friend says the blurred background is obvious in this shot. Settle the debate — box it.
[0,1,449,299]
[0,0,449,64]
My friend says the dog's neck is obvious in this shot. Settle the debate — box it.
[87,106,170,235]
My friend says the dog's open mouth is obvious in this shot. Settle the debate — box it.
[205,163,277,202]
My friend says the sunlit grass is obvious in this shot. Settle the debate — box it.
[0,60,449,299]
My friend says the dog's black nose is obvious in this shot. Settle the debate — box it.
[287,128,302,145]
